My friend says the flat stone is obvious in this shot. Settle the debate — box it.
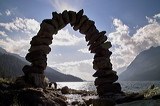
[25,50,47,62]
[37,21,56,39]
[87,31,106,46]
[90,41,112,52]
[97,83,122,95]
[42,19,54,25]
[57,13,66,30]
[93,57,112,70]
[73,15,88,31]
[52,12,66,30]
[30,36,52,46]
[85,25,99,41]
[94,35,107,46]
[68,11,76,25]
[93,49,112,58]
[79,20,95,34]
[62,10,70,24]
[28,45,51,54]
[52,11,59,20]
[22,65,44,74]
[93,70,117,77]
[94,75,118,86]
[31,60,47,69]
[92,98,116,106]
[51,18,59,32]
[71,9,84,26]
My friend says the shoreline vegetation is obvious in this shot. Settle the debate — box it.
[0,78,160,106]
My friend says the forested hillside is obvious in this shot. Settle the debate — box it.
[0,54,25,79]
[0,47,83,82]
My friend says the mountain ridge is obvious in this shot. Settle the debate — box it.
[0,47,83,82]
[119,46,160,81]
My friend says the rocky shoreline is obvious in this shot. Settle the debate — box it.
[0,78,160,106]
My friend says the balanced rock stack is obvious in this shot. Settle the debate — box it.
[22,9,121,95]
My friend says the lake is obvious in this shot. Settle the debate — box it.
[56,81,160,92]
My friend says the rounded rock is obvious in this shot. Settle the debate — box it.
[22,65,44,74]
[30,36,52,46]
[28,45,51,54]
[93,70,117,77]
[25,50,47,62]
[94,75,118,86]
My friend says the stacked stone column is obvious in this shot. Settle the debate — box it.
[22,9,121,95]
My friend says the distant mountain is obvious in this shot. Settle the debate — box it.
[0,47,28,63]
[119,46,160,81]
[0,47,8,54]
[0,47,83,82]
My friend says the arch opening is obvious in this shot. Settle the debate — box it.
[20,9,121,96]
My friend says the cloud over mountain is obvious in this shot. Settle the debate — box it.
[108,13,160,73]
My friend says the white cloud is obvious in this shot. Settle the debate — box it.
[0,12,2,15]
[108,13,160,72]
[5,10,11,16]
[153,13,160,18]
[48,0,84,12]
[0,17,40,34]
[77,48,90,53]
[0,37,30,56]
[52,29,84,46]
[0,17,40,56]
[0,31,8,37]
[48,59,95,81]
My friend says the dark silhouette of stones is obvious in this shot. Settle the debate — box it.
[51,19,59,32]
[85,25,99,41]
[22,10,121,98]
[27,73,49,88]
[72,9,84,26]
[28,45,51,54]
[87,31,106,46]
[93,57,112,70]
[93,49,112,58]
[31,60,47,69]
[94,35,108,46]
[93,70,117,77]
[79,20,95,34]
[23,65,44,74]
[73,15,88,31]
[52,12,66,30]
[26,50,47,62]
[89,41,112,52]
[94,75,118,86]
[92,98,116,106]
[58,14,66,30]
[97,83,122,95]
[17,88,67,106]
[30,36,52,46]
[62,10,70,24]
[37,22,55,39]
[68,10,76,25]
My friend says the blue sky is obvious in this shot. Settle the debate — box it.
[0,0,160,80]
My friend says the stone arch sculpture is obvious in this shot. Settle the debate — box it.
[22,9,121,96]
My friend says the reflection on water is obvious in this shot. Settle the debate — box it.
[57,81,96,91]
[120,81,160,92]
[56,81,160,92]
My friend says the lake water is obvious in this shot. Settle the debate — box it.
[56,81,160,92]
